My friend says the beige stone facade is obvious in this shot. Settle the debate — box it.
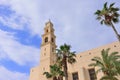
[29,21,120,80]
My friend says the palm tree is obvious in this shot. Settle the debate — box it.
[89,48,120,80]
[56,44,76,80]
[95,2,120,42]
[43,64,64,80]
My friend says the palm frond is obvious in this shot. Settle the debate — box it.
[95,2,120,28]
[89,48,120,80]
[111,7,119,12]
[112,18,119,23]
[68,57,76,64]
[88,63,96,67]
[96,68,102,74]
[100,75,118,80]
[43,72,52,78]
[109,52,119,57]
[90,57,104,68]
[100,20,105,24]
[96,16,101,20]
[95,10,101,15]
[104,2,108,10]
[102,48,111,64]
[104,20,111,26]
[68,51,76,57]
[114,12,120,17]
[109,3,115,8]
[55,43,76,80]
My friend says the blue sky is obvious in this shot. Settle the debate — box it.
[0,0,120,80]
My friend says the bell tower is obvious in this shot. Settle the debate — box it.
[39,20,57,80]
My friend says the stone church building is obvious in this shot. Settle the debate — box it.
[29,21,120,80]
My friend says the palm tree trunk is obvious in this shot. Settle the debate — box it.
[64,63,68,80]
[53,77,57,80]
[63,56,68,80]
[58,76,63,80]
[110,22,120,42]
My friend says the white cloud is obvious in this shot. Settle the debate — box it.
[0,0,119,79]
[0,66,28,80]
[0,0,10,5]
[0,0,42,35]
[0,30,40,66]
[0,15,29,30]
[6,0,43,35]
[0,0,120,52]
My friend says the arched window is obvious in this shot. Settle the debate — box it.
[46,29,48,33]
[51,38,54,42]
[45,37,48,43]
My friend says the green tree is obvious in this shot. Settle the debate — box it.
[56,44,76,80]
[89,48,120,80]
[43,64,64,80]
[95,2,120,42]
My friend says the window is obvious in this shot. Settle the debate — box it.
[46,29,48,32]
[72,72,79,80]
[52,47,54,52]
[88,68,97,80]
[51,38,54,42]
[45,37,48,43]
